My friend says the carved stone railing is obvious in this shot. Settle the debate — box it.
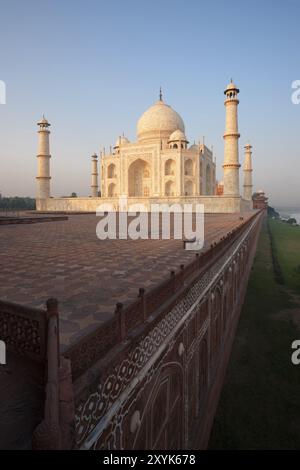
[0,300,47,362]
[70,210,264,449]
[0,298,74,450]
[64,211,260,380]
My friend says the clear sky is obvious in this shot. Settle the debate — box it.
[0,0,299,207]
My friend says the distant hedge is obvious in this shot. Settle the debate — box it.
[267,219,285,285]
[0,196,36,211]
[267,206,280,218]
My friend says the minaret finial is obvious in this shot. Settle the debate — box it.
[159,86,162,101]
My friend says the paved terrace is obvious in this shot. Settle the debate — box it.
[0,213,253,350]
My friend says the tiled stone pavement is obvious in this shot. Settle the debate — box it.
[0,213,253,350]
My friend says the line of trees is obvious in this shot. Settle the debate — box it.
[0,196,36,211]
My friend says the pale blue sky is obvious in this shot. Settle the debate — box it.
[0,0,299,207]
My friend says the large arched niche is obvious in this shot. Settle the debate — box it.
[185,179,194,196]
[184,159,193,176]
[107,163,116,179]
[128,159,151,197]
[108,182,117,197]
[165,159,176,176]
[165,180,175,196]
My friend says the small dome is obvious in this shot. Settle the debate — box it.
[169,129,187,142]
[189,143,198,151]
[137,99,185,142]
[37,115,50,126]
[114,135,130,148]
[224,80,239,94]
[226,82,237,90]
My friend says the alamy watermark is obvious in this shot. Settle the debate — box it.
[291,340,300,365]
[0,80,6,104]
[291,80,300,104]
[0,340,6,365]
[96,198,204,250]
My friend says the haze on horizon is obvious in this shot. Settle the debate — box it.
[0,0,299,208]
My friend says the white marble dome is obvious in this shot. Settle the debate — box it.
[189,143,198,151]
[137,99,185,142]
[226,80,238,90]
[114,135,130,148]
[169,129,187,142]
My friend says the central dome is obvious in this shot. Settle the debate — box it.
[137,99,185,142]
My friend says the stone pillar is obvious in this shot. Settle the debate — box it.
[243,143,253,201]
[91,153,98,197]
[36,116,51,200]
[222,81,241,196]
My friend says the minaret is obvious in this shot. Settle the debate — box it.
[243,143,253,201]
[223,80,241,196]
[91,153,99,197]
[36,116,51,199]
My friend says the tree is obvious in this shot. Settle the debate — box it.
[267,206,279,219]
[70,192,77,198]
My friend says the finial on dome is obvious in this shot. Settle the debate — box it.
[159,86,162,101]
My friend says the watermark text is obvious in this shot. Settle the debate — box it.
[96,198,204,251]
[0,340,6,365]
[0,80,6,104]
[291,340,300,365]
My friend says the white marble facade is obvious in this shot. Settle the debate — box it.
[101,94,216,200]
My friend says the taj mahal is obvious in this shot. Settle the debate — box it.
[35,81,254,213]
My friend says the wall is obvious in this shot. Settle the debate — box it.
[37,195,253,214]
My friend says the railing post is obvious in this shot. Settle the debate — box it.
[59,356,75,450]
[32,297,60,450]
[47,297,60,366]
[138,288,147,321]
[115,302,126,340]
